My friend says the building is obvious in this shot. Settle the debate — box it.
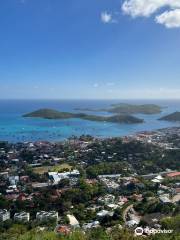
[0,209,10,222]
[32,182,50,189]
[97,210,114,218]
[107,204,119,210]
[98,194,115,205]
[14,212,30,222]
[82,221,100,230]
[99,178,119,191]
[159,194,171,203]
[151,175,163,183]
[0,172,9,179]
[55,225,71,235]
[9,176,19,185]
[67,214,79,228]
[126,219,139,228]
[36,211,58,221]
[166,172,180,178]
[49,170,80,184]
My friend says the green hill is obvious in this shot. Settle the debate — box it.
[108,103,162,114]
[75,103,162,115]
[23,108,144,124]
[23,108,74,119]
[159,112,180,122]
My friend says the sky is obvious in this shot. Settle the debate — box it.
[0,0,180,99]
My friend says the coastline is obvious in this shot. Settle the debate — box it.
[0,99,180,142]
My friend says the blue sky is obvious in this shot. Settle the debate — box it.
[0,0,180,99]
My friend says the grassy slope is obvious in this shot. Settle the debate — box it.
[33,163,72,175]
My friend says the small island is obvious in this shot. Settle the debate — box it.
[75,103,163,115]
[159,112,180,122]
[23,108,144,124]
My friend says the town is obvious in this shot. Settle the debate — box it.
[0,127,179,239]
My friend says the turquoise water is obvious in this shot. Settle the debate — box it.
[0,99,180,142]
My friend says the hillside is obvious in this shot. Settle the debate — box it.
[108,103,162,114]
[159,112,180,122]
[23,109,144,124]
[75,103,162,115]
[23,109,74,119]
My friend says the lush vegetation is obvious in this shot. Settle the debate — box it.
[80,139,180,176]
[0,224,179,240]
[75,104,162,115]
[33,164,72,175]
[107,103,163,115]
[159,112,180,122]
[23,108,144,124]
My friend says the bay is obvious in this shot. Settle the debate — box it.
[0,99,180,142]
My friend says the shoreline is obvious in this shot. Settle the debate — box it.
[1,126,180,144]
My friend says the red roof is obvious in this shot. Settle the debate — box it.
[56,225,71,235]
[166,172,180,178]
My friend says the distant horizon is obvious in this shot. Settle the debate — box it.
[0,98,180,101]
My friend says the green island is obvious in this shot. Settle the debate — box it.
[23,108,144,124]
[159,112,180,122]
[75,103,163,115]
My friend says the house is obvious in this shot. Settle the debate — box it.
[17,193,28,201]
[98,174,121,179]
[126,219,139,228]
[118,196,128,206]
[159,194,171,203]
[20,176,29,182]
[0,172,9,179]
[55,225,71,235]
[67,214,79,228]
[107,204,119,210]
[49,170,80,184]
[36,211,58,221]
[14,212,30,222]
[131,194,143,202]
[98,194,115,205]
[99,178,119,191]
[151,179,161,183]
[82,221,100,230]
[151,175,164,183]
[0,209,10,222]
[9,176,19,185]
[156,175,164,181]
[97,210,114,218]
[172,194,180,203]
[166,172,180,178]
[6,184,18,193]
[32,182,50,189]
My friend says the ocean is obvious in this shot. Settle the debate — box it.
[0,99,180,142]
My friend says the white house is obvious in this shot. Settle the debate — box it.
[67,214,79,228]
[49,170,80,184]
[36,211,58,221]
[82,221,100,230]
[97,210,114,218]
[0,209,10,222]
[14,212,30,222]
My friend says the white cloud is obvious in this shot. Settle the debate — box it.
[101,12,113,23]
[156,9,180,28]
[122,0,180,17]
[121,0,180,28]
